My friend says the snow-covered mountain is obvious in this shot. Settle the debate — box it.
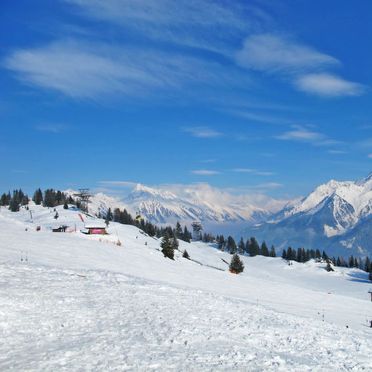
[86,183,283,227]
[249,172,372,256]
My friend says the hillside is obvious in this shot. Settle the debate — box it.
[0,204,371,370]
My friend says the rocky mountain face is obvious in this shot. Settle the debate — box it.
[249,173,372,257]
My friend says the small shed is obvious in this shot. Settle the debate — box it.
[81,221,107,235]
[52,225,68,232]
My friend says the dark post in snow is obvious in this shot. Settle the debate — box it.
[368,290,372,302]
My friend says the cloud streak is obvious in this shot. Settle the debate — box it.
[295,73,364,97]
[183,126,223,138]
[5,40,249,99]
[236,33,338,74]
[191,169,220,176]
[236,33,364,98]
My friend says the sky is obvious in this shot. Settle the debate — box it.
[1,0,372,201]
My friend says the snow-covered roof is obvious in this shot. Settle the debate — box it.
[84,222,106,229]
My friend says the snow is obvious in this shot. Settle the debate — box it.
[0,204,371,370]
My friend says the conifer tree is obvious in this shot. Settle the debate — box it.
[175,222,183,239]
[269,245,276,257]
[248,237,260,256]
[182,250,190,259]
[226,236,237,254]
[238,238,245,255]
[8,197,19,212]
[261,241,269,257]
[161,233,174,260]
[282,249,287,260]
[229,254,244,274]
[32,188,43,205]
[218,235,225,251]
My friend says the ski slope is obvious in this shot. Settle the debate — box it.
[0,204,371,371]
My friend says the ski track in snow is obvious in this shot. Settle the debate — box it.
[1,263,371,372]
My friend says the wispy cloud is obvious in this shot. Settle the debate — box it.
[328,149,347,155]
[5,40,249,99]
[368,154,372,159]
[276,126,324,142]
[99,181,138,188]
[191,169,220,176]
[35,123,67,133]
[276,125,339,146]
[183,126,223,138]
[64,0,267,55]
[236,33,338,74]
[232,168,275,176]
[295,73,364,97]
[236,33,364,98]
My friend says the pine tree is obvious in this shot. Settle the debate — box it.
[261,241,269,257]
[248,237,260,257]
[365,257,371,272]
[269,245,276,257]
[182,250,190,259]
[175,222,183,239]
[161,233,174,260]
[191,221,203,240]
[282,249,287,260]
[171,235,179,251]
[325,260,334,272]
[63,201,68,209]
[238,238,245,255]
[227,236,237,254]
[218,235,225,251]
[8,197,19,212]
[229,254,244,274]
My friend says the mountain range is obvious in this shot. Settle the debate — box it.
[81,173,372,257]
[249,173,372,257]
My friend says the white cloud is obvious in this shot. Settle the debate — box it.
[236,34,364,98]
[328,149,347,155]
[232,168,274,176]
[295,73,364,97]
[99,181,138,188]
[64,0,266,55]
[368,154,372,159]
[276,126,324,142]
[236,34,338,73]
[5,40,249,99]
[191,169,220,176]
[276,125,340,147]
[184,126,223,138]
[35,123,67,133]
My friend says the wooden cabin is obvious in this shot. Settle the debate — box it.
[81,222,107,235]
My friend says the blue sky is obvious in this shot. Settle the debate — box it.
[1,0,372,200]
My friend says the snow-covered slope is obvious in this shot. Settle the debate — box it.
[0,205,371,370]
[250,172,372,256]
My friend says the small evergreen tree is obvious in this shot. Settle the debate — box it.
[238,238,245,255]
[161,233,174,260]
[229,254,244,274]
[226,236,237,254]
[325,260,334,272]
[63,201,68,209]
[248,237,260,256]
[261,241,269,257]
[182,250,190,259]
[269,245,276,257]
[8,197,19,212]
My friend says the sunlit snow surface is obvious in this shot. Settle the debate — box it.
[0,204,371,371]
